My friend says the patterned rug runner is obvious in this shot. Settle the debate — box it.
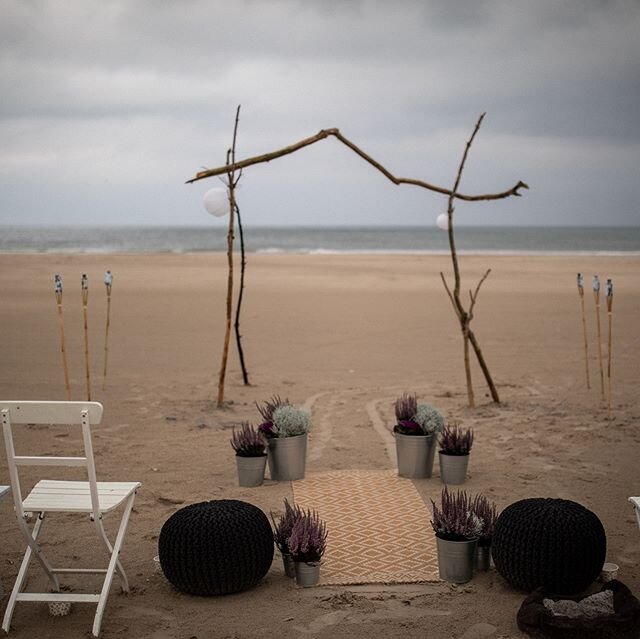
[292,469,440,585]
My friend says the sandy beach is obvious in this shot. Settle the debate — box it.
[1,251,639,639]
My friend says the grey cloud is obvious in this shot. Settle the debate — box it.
[1,0,639,226]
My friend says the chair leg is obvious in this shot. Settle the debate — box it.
[92,493,137,638]
[2,514,59,633]
[93,515,129,592]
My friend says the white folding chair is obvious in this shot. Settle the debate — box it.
[630,496,640,530]
[1,401,141,638]
[0,485,10,597]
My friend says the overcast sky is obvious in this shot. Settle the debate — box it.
[1,0,639,227]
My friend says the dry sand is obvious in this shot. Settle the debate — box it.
[0,252,639,639]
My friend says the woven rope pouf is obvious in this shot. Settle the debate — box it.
[158,500,274,596]
[492,498,606,595]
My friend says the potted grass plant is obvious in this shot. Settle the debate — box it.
[393,393,444,478]
[258,395,311,481]
[271,498,303,577]
[288,507,328,587]
[430,487,482,583]
[471,493,498,571]
[230,422,267,487]
[438,423,474,485]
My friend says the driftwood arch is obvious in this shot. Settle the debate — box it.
[187,111,528,407]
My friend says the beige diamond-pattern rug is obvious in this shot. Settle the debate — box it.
[292,469,440,585]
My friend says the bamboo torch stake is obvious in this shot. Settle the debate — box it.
[576,273,590,389]
[81,273,91,401]
[102,270,113,390]
[54,274,71,400]
[606,279,614,419]
[592,275,605,402]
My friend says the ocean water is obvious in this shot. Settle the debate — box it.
[0,225,639,255]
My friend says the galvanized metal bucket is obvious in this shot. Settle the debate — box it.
[268,433,307,481]
[395,432,436,478]
[438,452,469,485]
[282,553,296,577]
[294,561,320,587]
[235,455,267,487]
[474,544,491,572]
[436,536,477,583]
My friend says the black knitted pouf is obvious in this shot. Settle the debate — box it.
[492,498,606,595]
[158,499,274,596]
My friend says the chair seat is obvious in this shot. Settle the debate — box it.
[23,480,141,514]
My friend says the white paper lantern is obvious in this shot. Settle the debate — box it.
[203,187,229,217]
[436,213,449,230]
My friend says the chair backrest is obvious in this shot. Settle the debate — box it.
[1,401,104,520]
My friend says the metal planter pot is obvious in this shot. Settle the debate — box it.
[474,544,491,572]
[436,536,478,583]
[235,454,267,487]
[281,553,296,578]
[438,452,470,485]
[267,433,307,481]
[294,561,320,587]
[395,432,436,478]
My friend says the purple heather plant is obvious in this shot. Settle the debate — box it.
[271,498,303,554]
[395,393,418,422]
[430,487,483,541]
[256,395,290,438]
[393,393,421,435]
[439,423,474,455]
[287,508,328,563]
[471,494,498,547]
[230,422,266,457]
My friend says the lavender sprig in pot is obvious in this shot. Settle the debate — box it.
[230,422,267,487]
[393,393,444,479]
[271,498,303,577]
[288,508,328,587]
[430,487,481,584]
[258,395,312,481]
[438,423,474,485]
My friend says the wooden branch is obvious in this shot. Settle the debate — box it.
[468,268,491,322]
[468,328,500,403]
[440,114,501,406]
[234,201,250,385]
[186,127,529,203]
[449,113,486,300]
[440,272,462,321]
[216,105,241,408]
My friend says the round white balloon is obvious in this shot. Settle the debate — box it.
[436,213,449,230]
[203,187,229,217]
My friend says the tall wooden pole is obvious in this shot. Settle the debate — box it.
[81,273,91,401]
[606,279,614,419]
[576,273,590,389]
[439,113,500,405]
[102,270,113,390]
[234,202,250,385]
[592,275,605,402]
[216,105,241,408]
[54,274,71,400]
